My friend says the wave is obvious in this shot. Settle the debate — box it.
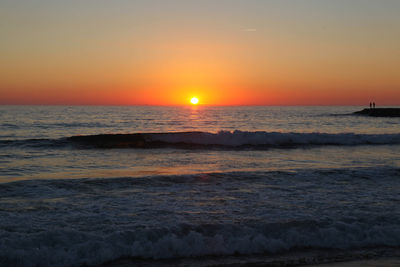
[2,130,400,149]
[1,166,399,193]
[0,219,398,266]
[0,138,69,149]
[1,168,399,266]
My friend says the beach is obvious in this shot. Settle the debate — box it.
[1,106,399,266]
[97,248,400,266]
[2,0,400,265]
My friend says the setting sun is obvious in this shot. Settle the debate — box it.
[190,97,199,105]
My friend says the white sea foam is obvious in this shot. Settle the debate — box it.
[0,168,399,266]
[0,220,399,266]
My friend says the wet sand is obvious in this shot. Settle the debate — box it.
[96,247,400,267]
[310,258,400,266]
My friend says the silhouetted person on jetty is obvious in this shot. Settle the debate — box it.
[373,102,376,108]
[370,102,372,109]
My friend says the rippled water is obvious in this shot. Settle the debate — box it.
[0,105,399,266]
[1,106,400,140]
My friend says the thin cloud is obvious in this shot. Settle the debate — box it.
[242,28,257,32]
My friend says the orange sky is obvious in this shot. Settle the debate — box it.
[1,1,399,105]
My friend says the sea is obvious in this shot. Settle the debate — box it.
[0,105,399,266]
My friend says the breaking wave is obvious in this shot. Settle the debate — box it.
[2,131,400,149]
[1,167,399,266]
[1,219,399,266]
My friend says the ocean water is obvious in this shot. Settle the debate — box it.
[0,105,399,266]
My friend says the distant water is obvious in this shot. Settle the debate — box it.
[0,106,399,266]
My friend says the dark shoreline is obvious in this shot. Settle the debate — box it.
[94,247,400,267]
[354,108,400,117]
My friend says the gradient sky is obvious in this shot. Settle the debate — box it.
[1,0,399,105]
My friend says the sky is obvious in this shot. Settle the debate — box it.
[1,0,399,105]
